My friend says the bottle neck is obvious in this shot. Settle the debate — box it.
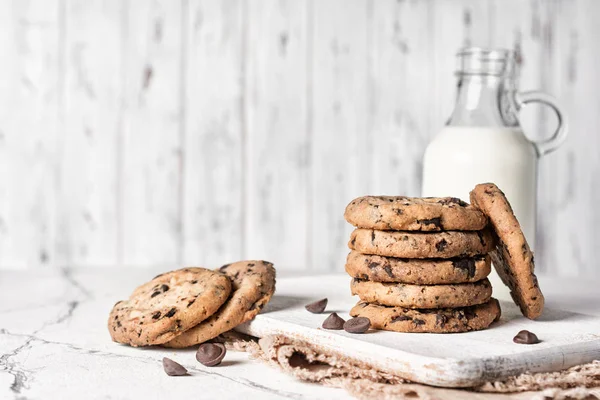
[447,75,517,128]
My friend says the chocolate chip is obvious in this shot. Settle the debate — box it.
[368,262,380,269]
[513,330,540,344]
[394,208,403,215]
[305,298,328,314]
[391,315,411,323]
[322,313,345,330]
[343,317,370,333]
[162,357,188,376]
[452,258,476,278]
[413,319,425,326]
[371,230,376,243]
[164,307,177,318]
[196,343,227,367]
[152,311,161,319]
[150,284,169,298]
[187,299,196,307]
[435,239,448,252]
[436,314,447,327]
[440,197,468,207]
[383,265,394,278]
[219,263,231,271]
[418,217,442,229]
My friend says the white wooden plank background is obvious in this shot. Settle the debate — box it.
[0,0,598,276]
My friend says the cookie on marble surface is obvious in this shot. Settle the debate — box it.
[344,196,487,231]
[345,251,491,284]
[470,183,544,319]
[108,267,232,347]
[350,298,501,333]
[349,228,496,259]
[164,260,276,348]
[350,278,492,309]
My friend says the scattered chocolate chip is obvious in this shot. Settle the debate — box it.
[152,311,161,319]
[435,239,448,252]
[162,357,188,376]
[413,319,426,326]
[513,330,540,344]
[343,317,370,333]
[305,298,328,314]
[371,230,376,242]
[219,263,231,271]
[196,343,227,367]
[322,313,345,330]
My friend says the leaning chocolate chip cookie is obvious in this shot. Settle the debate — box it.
[164,260,276,348]
[351,278,492,308]
[344,196,487,231]
[108,268,232,347]
[350,298,501,333]
[345,251,491,284]
[349,228,495,259]
[470,183,544,319]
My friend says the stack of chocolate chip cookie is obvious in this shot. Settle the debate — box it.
[108,261,276,347]
[344,196,502,333]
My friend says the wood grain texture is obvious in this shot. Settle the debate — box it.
[244,0,309,270]
[0,0,60,269]
[431,0,492,129]
[121,0,182,266]
[0,0,598,276]
[57,0,123,266]
[368,0,432,197]
[538,0,600,276]
[181,0,244,268]
[310,0,370,272]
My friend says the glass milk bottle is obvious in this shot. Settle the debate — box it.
[422,48,567,300]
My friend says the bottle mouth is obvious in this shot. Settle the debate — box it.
[456,47,516,77]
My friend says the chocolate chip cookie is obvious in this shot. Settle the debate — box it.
[344,196,487,231]
[470,183,544,319]
[349,228,496,259]
[108,268,232,347]
[350,298,501,333]
[164,260,276,348]
[351,278,492,308]
[345,251,491,284]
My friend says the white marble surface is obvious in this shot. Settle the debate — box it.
[1,269,599,400]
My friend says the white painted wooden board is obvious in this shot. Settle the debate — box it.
[236,274,600,388]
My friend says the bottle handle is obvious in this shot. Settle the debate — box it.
[515,91,568,157]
